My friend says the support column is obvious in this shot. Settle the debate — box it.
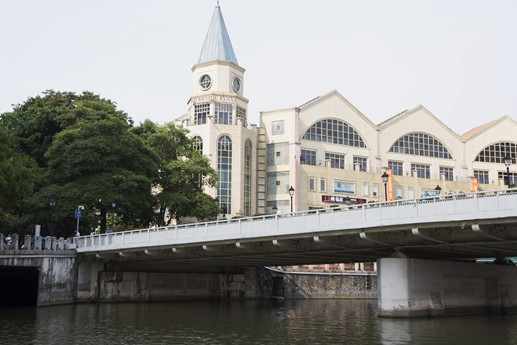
[378,258,517,317]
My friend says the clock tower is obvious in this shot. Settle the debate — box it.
[178,3,258,218]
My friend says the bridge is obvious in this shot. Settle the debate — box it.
[75,189,517,270]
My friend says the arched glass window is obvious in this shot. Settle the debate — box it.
[475,141,516,163]
[302,119,366,148]
[244,140,252,216]
[192,136,203,154]
[217,135,232,215]
[389,132,452,159]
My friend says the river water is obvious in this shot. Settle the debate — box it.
[1,299,516,345]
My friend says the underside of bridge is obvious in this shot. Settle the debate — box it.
[85,219,517,272]
[0,266,39,307]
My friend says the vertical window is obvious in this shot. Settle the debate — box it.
[309,177,316,191]
[440,167,454,181]
[215,103,233,125]
[325,153,345,169]
[388,161,403,176]
[411,163,430,179]
[362,182,369,196]
[320,178,326,192]
[301,149,316,166]
[194,103,209,125]
[236,106,247,126]
[474,170,489,184]
[244,140,252,216]
[408,187,414,199]
[192,136,203,154]
[372,183,379,198]
[353,157,368,172]
[396,187,403,199]
[218,135,232,215]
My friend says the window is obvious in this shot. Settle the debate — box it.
[215,103,233,125]
[236,106,247,126]
[372,183,379,197]
[498,171,517,185]
[396,187,403,199]
[388,161,403,176]
[320,178,326,192]
[194,103,209,125]
[192,136,203,154]
[325,153,345,169]
[272,120,284,135]
[474,170,489,184]
[301,149,316,166]
[244,140,252,216]
[302,119,366,148]
[408,187,414,199]
[267,172,289,195]
[440,167,454,181]
[411,163,430,179]
[353,157,367,172]
[362,182,369,196]
[309,177,316,191]
[217,135,232,215]
[267,143,289,166]
[390,132,452,159]
[475,142,516,163]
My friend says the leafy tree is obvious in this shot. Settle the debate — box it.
[134,121,217,225]
[43,99,160,235]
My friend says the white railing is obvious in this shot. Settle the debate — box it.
[75,189,517,253]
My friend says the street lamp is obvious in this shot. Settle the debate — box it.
[272,205,278,214]
[111,201,116,231]
[213,197,219,220]
[504,154,512,188]
[434,185,442,195]
[48,198,56,236]
[381,172,389,202]
[288,186,295,213]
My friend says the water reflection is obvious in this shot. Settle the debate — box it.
[1,300,516,345]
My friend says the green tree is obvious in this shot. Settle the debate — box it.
[135,121,217,225]
[43,99,160,235]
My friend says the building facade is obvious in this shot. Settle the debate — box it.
[177,4,517,217]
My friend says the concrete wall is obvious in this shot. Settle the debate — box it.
[0,254,77,306]
[378,258,517,317]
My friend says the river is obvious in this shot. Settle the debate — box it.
[1,299,516,345]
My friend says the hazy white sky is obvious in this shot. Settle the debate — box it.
[1,0,516,134]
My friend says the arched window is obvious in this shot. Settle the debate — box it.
[389,132,452,159]
[244,140,252,216]
[217,135,232,215]
[302,118,366,148]
[192,136,203,154]
[475,141,516,163]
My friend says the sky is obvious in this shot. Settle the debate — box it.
[1,0,516,135]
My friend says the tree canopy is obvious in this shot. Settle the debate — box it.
[0,90,217,238]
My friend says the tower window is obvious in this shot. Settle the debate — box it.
[215,103,233,125]
[194,103,209,125]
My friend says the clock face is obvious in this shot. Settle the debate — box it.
[232,77,241,92]
[199,74,212,90]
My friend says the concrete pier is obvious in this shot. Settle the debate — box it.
[377,258,517,317]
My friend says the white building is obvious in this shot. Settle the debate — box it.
[178,4,517,217]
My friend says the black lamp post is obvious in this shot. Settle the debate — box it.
[48,198,56,236]
[381,172,389,202]
[504,154,512,188]
[434,185,442,195]
[111,200,116,231]
[213,197,219,220]
[288,186,295,213]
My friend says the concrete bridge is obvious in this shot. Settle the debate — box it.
[2,189,517,316]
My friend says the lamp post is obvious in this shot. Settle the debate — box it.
[48,198,56,236]
[504,154,512,188]
[381,172,389,202]
[213,197,219,221]
[288,186,295,213]
[434,185,442,196]
[111,201,116,231]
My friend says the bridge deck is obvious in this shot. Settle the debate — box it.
[75,190,517,268]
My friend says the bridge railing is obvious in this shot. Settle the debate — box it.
[74,189,517,252]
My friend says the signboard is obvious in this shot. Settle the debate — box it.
[75,210,83,218]
[334,181,355,194]
[322,195,366,205]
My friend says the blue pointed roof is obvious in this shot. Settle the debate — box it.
[198,5,238,65]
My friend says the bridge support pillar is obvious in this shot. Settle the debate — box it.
[378,258,517,317]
